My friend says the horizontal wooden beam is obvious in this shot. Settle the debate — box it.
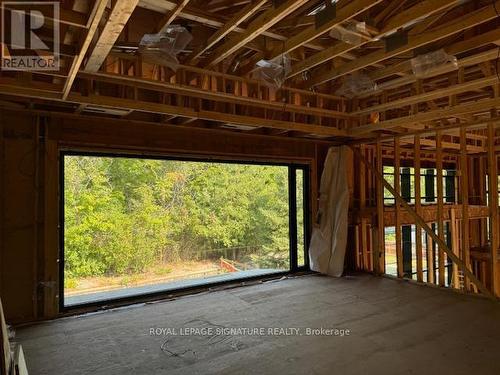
[354,74,499,116]
[0,80,348,137]
[353,116,500,145]
[350,97,500,136]
[78,71,353,120]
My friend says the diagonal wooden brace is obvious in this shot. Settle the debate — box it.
[351,146,495,300]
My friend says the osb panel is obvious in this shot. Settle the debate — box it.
[2,114,36,322]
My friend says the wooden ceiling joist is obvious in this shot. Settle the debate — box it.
[288,0,462,79]
[156,0,192,33]
[3,0,500,146]
[186,0,267,64]
[140,0,323,51]
[248,0,383,67]
[309,0,500,87]
[202,0,309,68]
[62,0,109,99]
[362,48,500,99]
[369,27,500,84]
[85,0,140,72]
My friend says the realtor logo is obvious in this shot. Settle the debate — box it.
[1,1,60,71]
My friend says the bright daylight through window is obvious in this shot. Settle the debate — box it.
[62,154,308,307]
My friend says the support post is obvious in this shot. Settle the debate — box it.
[436,131,445,286]
[487,122,499,297]
[375,139,385,275]
[415,135,423,282]
[394,138,402,278]
[460,126,471,291]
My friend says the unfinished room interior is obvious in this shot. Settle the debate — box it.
[3,0,500,374]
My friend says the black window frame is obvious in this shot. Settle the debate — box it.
[59,150,311,311]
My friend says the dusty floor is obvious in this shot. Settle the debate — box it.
[16,274,500,375]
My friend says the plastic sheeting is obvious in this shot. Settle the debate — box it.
[253,54,291,88]
[309,146,349,277]
[139,26,193,71]
[411,49,458,77]
[335,73,377,98]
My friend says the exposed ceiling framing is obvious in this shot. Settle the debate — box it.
[1,0,500,151]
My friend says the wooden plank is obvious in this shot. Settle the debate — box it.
[157,0,191,32]
[289,0,461,79]
[350,97,500,136]
[77,71,352,120]
[353,74,500,116]
[415,135,423,282]
[62,0,109,99]
[0,81,349,137]
[436,131,445,286]
[487,122,499,297]
[427,227,435,284]
[352,147,494,298]
[395,137,403,278]
[361,39,500,99]
[450,208,460,288]
[268,0,382,61]
[186,0,267,63]
[310,2,500,86]
[376,204,490,227]
[376,139,385,275]
[360,146,368,270]
[85,0,140,72]
[367,28,500,85]
[460,126,471,291]
[140,0,323,51]
[399,137,485,153]
[203,0,309,67]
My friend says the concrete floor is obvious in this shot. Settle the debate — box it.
[16,274,500,375]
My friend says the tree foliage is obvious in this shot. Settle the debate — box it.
[64,156,295,278]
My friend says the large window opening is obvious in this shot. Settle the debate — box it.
[61,153,309,308]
